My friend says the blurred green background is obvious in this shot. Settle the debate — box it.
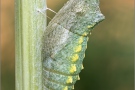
[1,0,134,90]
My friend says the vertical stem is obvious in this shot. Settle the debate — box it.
[15,0,46,90]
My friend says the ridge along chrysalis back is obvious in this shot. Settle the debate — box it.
[42,0,105,90]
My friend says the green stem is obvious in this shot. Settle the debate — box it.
[15,0,46,90]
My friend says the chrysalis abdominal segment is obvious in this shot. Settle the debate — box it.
[42,0,105,90]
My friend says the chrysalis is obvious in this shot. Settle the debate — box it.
[42,0,105,90]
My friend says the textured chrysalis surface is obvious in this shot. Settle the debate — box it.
[42,0,105,90]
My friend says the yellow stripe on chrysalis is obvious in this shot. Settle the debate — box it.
[74,45,82,52]
[87,23,96,29]
[83,32,87,36]
[71,54,79,62]
[66,76,73,84]
[70,64,76,74]
[63,86,68,90]
[78,36,83,44]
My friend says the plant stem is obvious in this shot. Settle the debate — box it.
[15,0,46,90]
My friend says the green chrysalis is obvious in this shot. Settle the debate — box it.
[42,0,105,90]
